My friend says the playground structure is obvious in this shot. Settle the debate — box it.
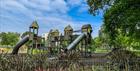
[8,21,140,71]
[12,21,45,54]
[12,21,93,57]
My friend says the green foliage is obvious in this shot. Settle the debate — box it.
[87,0,140,48]
[21,31,32,38]
[0,32,20,46]
[32,48,48,54]
[92,37,102,48]
[103,0,140,40]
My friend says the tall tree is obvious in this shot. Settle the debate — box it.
[87,0,140,47]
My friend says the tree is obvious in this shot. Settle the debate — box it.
[91,37,102,48]
[87,0,140,47]
[104,0,140,40]
[21,31,32,38]
[99,25,112,48]
[0,32,20,46]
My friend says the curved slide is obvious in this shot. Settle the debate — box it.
[11,35,29,54]
[65,33,87,52]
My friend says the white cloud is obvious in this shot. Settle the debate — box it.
[0,0,101,37]
[0,0,69,19]
[36,16,88,34]
[36,16,101,38]
[0,0,35,19]
[78,3,89,13]
[67,0,89,13]
[18,0,69,14]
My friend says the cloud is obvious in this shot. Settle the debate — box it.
[0,0,69,19]
[67,0,89,13]
[0,0,102,38]
[36,16,88,34]
[36,16,101,38]
[78,3,89,13]
[18,0,69,14]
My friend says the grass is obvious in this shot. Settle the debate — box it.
[94,48,111,53]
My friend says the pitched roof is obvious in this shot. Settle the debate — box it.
[30,20,39,29]
[64,25,73,31]
[82,24,92,29]
[49,29,59,33]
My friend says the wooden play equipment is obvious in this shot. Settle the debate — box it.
[12,21,45,54]
[12,21,93,57]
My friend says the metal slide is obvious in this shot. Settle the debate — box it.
[11,35,29,54]
[65,33,87,52]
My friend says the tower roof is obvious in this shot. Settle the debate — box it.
[49,29,59,33]
[30,20,39,29]
[64,25,73,31]
[52,29,59,33]
[82,24,92,29]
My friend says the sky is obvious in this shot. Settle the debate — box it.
[0,0,103,38]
